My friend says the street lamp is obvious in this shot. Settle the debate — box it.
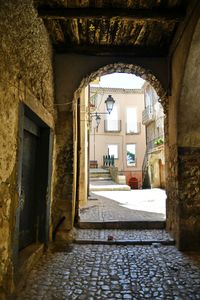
[90,95,115,130]
[95,113,101,129]
[105,95,115,114]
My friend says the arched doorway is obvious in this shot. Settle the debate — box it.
[73,63,168,226]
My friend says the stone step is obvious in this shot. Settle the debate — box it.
[90,180,131,192]
[90,173,111,178]
[90,185,130,192]
[78,221,166,230]
[89,168,110,173]
[75,228,175,246]
[74,239,175,246]
[90,177,112,181]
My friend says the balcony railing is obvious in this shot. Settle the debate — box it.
[142,105,155,125]
[126,122,141,134]
[104,120,121,132]
[103,155,115,167]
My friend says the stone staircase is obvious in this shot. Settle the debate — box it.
[89,168,112,181]
[89,168,130,191]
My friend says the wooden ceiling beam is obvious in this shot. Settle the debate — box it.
[38,6,185,22]
[53,44,168,57]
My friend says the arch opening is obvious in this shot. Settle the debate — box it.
[74,64,168,227]
[74,63,168,113]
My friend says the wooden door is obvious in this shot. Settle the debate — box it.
[19,118,39,250]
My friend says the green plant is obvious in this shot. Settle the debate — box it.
[127,151,135,163]
[154,138,164,146]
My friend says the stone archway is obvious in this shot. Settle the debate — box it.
[52,59,170,241]
[74,63,168,113]
[73,62,168,220]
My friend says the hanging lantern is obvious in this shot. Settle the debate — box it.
[95,113,101,129]
[105,95,115,114]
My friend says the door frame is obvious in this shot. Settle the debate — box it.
[13,103,53,266]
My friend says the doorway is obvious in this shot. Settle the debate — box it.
[16,105,53,254]
[19,117,39,249]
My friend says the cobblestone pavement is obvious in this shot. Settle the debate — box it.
[76,229,173,242]
[80,190,166,222]
[16,244,200,300]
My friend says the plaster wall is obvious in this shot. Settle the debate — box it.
[178,18,200,147]
[55,54,169,108]
[0,1,55,298]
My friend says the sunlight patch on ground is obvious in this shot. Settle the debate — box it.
[93,188,166,216]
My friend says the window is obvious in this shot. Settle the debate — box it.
[106,106,119,131]
[107,144,118,159]
[126,144,136,166]
[145,92,153,113]
[126,107,137,133]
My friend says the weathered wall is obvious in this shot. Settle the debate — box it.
[166,2,200,250]
[176,14,200,250]
[0,1,55,298]
[52,111,75,239]
[55,55,169,107]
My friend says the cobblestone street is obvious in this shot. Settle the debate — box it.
[16,242,200,300]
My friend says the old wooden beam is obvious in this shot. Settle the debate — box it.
[53,44,168,57]
[38,7,185,22]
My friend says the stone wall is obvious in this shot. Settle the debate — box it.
[166,144,179,237]
[52,111,75,239]
[166,2,200,250]
[109,167,119,182]
[178,147,200,250]
[176,10,200,250]
[0,1,54,298]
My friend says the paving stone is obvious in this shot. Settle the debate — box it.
[16,243,200,300]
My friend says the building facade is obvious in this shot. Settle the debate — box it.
[89,86,146,188]
[142,82,165,188]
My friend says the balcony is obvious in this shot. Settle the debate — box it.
[147,136,164,152]
[104,120,121,132]
[142,105,155,125]
[126,122,141,134]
